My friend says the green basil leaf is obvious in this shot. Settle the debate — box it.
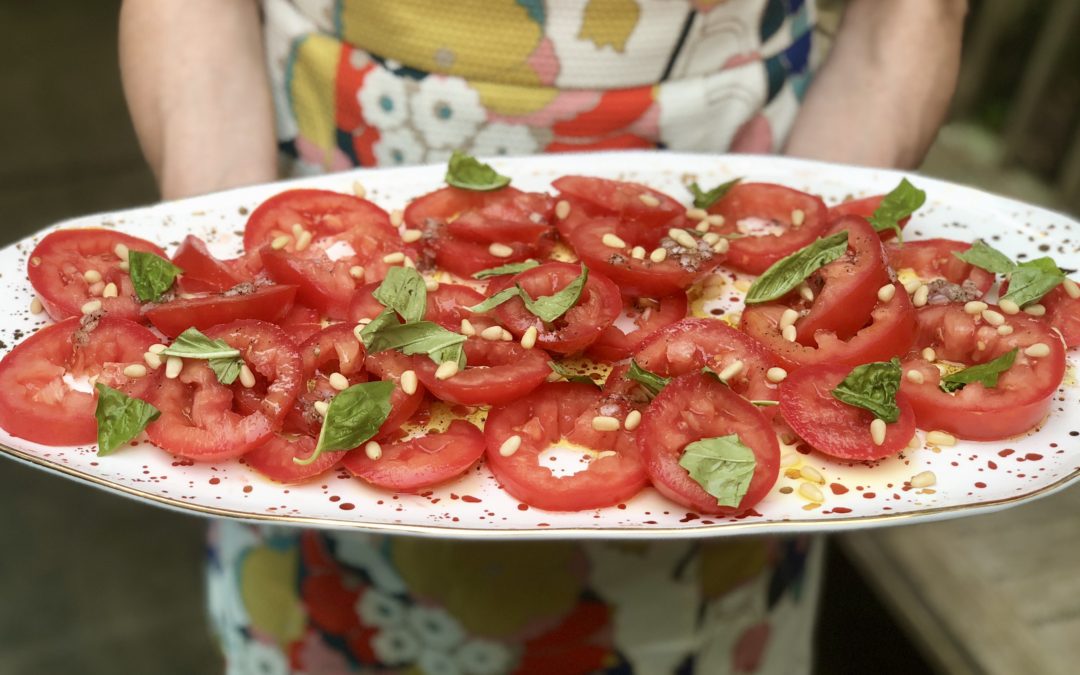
[445,150,511,191]
[868,178,925,241]
[518,264,588,322]
[1002,257,1065,307]
[465,286,522,314]
[361,318,467,365]
[688,177,741,209]
[548,361,598,386]
[128,250,182,302]
[472,260,540,279]
[160,327,245,385]
[94,383,160,456]
[296,381,394,465]
[678,434,757,508]
[951,239,1017,275]
[433,341,467,369]
[744,232,848,304]
[626,359,670,398]
[359,307,403,345]
[939,348,1018,393]
[209,357,243,385]
[831,358,903,423]
[372,266,427,324]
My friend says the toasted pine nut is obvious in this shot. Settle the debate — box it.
[964,300,988,315]
[779,308,799,330]
[910,471,937,488]
[328,372,349,391]
[713,238,730,254]
[165,356,183,379]
[591,416,621,432]
[685,208,708,221]
[499,435,522,457]
[488,243,514,258]
[81,299,102,315]
[1063,278,1080,299]
[799,284,815,302]
[981,309,1005,326]
[480,326,503,341]
[400,369,418,395]
[630,246,646,260]
[926,430,957,446]
[800,465,824,483]
[239,364,256,388]
[668,228,697,249]
[791,209,805,227]
[390,209,404,227]
[912,284,930,307]
[349,265,365,279]
[799,482,824,503]
[702,232,720,245]
[997,324,1014,336]
[1024,303,1046,316]
[999,298,1020,314]
[717,359,744,382]
[83,269,102,283]
[649,248,668,263]
[29,297,43,314]
[706,214,725,227]
[148,344,167,354]
[695,221,710,233]
[123,364,147,378]
[870,418,887,446]
[113,243,129,261]
[313,400,329,416]
[602,233,627,249]
[782,324,797,342]
[102,282,118,299]
[877,284,896,302]
[1024,342,1051,358]
[906,369,925,384]
[921,347,936,362]
[295,230,313,251]
[555,200,571,220]
[144,352,162,370]
[435,361,459,380]
[364,441,382,460]
[766,367,788,383]
[382,251,406,264]
[638,193,660,207]
[624,409,642,431]
[521,326,538,349]
[270,235,291,250]
[903,278,922,294]
[401,229,422,243]
[460,319,476,336]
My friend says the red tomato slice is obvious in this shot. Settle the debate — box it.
[792,216,891,344]
[779,363,916,460]
[279,305,323,346]
[27,229,168,323]
[364,351,426,439]
[1037,282,1080,348]
[412,338,551,406]
[172,235,246,293]
[243,188,394,253]
[741,282,917,371]
[706,183,828,275]
[142,283,297,338]
[899,305,1066,440]
[244,434,340,484]
[886,239,995,301]
[563,212,721,296]
[349,282,497,332]
[638,373,780,515]
[827,194,909,241]
[493,262,621,354]
[343,419,485,492]
[586,293,688,362]
[284,324,368,435]
[427,232,543,279]
[447,190,554,244]
[0,317,159,446]
[552,176,685,228]
[632,318,779,405]
[484,382,648,511]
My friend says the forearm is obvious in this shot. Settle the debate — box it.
[120,0,277,200]
[784,0,967,169]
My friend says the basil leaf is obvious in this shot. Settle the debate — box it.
[951,239,1017,275]
[445,150,511,191]
[372,266,427,324]
[94,383,160,456]
[359,307,403,345]
[128,250,182,302]
[362,318,467,365]
[161,327,245,385]
[433,341,467,369]
[939,348,1018,393]
[548,361,598,386]
[518,265,588,322]
[296,381,394,465]
[466,287,521,314]
[209,357,243,386]
[472,260,540,279]
[831,358,903,423]
[626,360,670,398]
[744,232,848,304]
[868,178,925,241]
[1002,257,1065,307]
[688,177,741,209]
[678,434,757,508]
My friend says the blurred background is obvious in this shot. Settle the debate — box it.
[1,1,1078,673]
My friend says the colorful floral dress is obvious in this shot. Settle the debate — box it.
[208,2,824,673]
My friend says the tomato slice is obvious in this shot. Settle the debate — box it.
[886,239,995,301]
[638,373,779,515]
[632,318,779,405]
[28,229,168,323]
[779,363,916,460]
[205,320,304,428]
[586,293,688,362]
[142,283,297,338]
[171,235,246,293]
[1036,282,1080,348]
[284,324,368,435]
[827,194,909,241]
[484,382,648,510]
[898,305,1066,440]
[793,216,891,344]
[741,282,917,371]
[244,434,340,484]
[427,231,544,278]
[492,262,621,354]
[349,281,497,332]
[706,183,828,275]
[279,305,323,346]
[412,338,551,406]
[447,190,554,244]
[0,317,159,446]
[343,419,485,492]
[552,176,685,228]
[364,351,426,439]
[243,188,395,253]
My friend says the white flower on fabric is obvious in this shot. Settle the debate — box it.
[657,66,766,153]
[469,123,539,157]
[412,76,485,149]
[357,588,407,629]
[371,627,422,665]
[418,648,464,675]
[226,640,289,675]
[373,127,427,167]
[358,66,410,130]
[326,532,408,593]
[408,605,466,651]
[455,639,514,675]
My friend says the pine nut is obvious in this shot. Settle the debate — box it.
[499,435,522,457]
[102,282,118,298]
[591,415,621,432]
[1024,303,1046,316]
[799,284,815,302]
[638,193,660,208]
[791,209,805,227]
[903,278,922,294]
[353,323,366,342]
[117,261,129,272]
[870,418,887,446]
[718,359,744,382]
[488,243,514,258]
[555,200,571,220]
[800,466,824,484]
[685,208,708,221]
[351,180,366,198]
[328,372,349,391]
[123,364,147,378]
[998,298,1020,314]
[501,329,513,341]
[712,238,730,254]
[29,297,43,314]
[964,300,988,315]
[423,279,439,293]
[910,471,937,488]
[1024,342,1051,358]
[630,246,646,260]
[912,284,930,307]
[798,482,824,503]
[906,369,925,384]
[382,251,406,264]
[921,347,936,362]
[400,369,418,395]
[649,247,668,263]
[480,325,503,341]
[165,356,183,379]
[390,210,404,227]
[148,343,167,354]
[460,319,476,336]
[113,243,129,261]
[624,409,642,431]
[1063,278,1080,299]
[401,229,422,243]
[520,326,538,349]
[779,308,799,330]
[81,299,102,315]
[766,367,788,383]
[349,265,365,279]
[706,214,726,227]
[291,223,305,237]
[239,364,256,388]
[144,352,162,370]
[976,340,987,352]
[313,400,329,416]
[695,221,710,233]
[997,325,1014,336]
[295,229,313,251]
[668,228,697,249]
[981,309,1005,326]
[88,281,105,296]
[877,284,896,302]
[270,235,291,250]
[782,324,797,342]
[926,430,957,446]
[83,269,102,283]
[602,233,627,249]
[702,232,720,245]
[435,361,459,380]
[364,441,382,461]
